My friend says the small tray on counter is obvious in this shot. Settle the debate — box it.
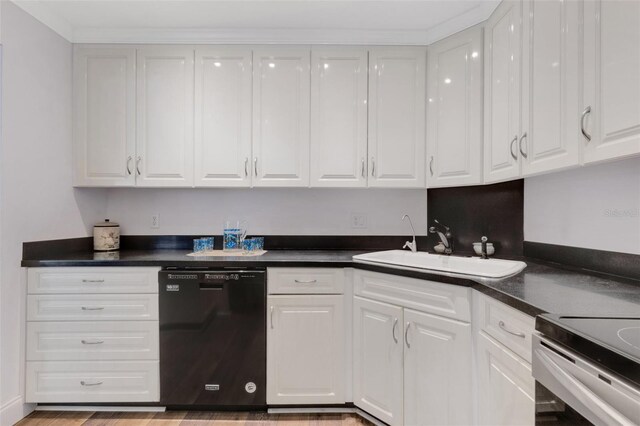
[187,250,267,257]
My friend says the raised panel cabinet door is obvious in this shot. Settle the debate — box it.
[73,47,136,187]
[310,47,368,187]
[267,295,345,404]
[353,296,403,426]
[484,0,523,183]
[368,47,426,188]
[427,26,484,188]
[194,47,252,187]
[403,309,472,426]
[583,0,640,164]
[136,47,194,187]
[252,47,310,187]
[520,0,581,176]
[476,331,535,426]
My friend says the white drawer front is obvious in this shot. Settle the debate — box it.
[475,292,535,363]
[28,267,160,294]
[353,269,471,322]
[27,321,159,361]
[268,268,344,294]
[26,360,159,403]
[27,294,158,321]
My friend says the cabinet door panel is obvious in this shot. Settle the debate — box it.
[521,0,581,176]
[427,27,483,188]
[137,47,194,187]
[310,47,368,187]
[253,48,310,187]
[476,331,535,426]
[353,296,403,426]
[583,0,640,163]
[267,295,344,404]
[195,47,252,187]
[73,47,136,187]
[484,0,523,183]
[369,48,426,188]
[404,309,472,426]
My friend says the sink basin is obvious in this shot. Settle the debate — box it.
[353,250,526,278]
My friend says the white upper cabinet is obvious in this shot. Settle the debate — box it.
[427,26,484,188]
[136,47,194,187]
[484,0,523,184]
[368,47,426,188]
[73,47,136,187]
[252,47,311,187]
[583,0,640,164]
[310,47,368,187]
[520,0,581,176]
[194,47,252,187]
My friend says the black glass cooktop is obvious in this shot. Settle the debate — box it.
[536,314,640,388]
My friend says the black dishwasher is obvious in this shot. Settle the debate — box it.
[159,268,266,409]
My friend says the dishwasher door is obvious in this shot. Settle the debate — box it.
[159,269,266,408]
[532,334,640,426]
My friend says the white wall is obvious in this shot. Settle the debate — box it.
[524,157,640,254]
[105,188,428,236]
[0,3,107,424]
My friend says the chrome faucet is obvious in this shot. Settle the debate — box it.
[402,214,417,252]
[429,220,453,255]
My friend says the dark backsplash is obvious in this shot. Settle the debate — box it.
[427,180,524,256]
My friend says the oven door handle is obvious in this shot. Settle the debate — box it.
[536,346,636,426]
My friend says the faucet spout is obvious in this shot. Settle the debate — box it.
[402,214,417,253]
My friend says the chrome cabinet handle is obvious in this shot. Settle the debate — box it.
[499,320,526,338]
[254,158,258,177]
[405,322,411,348]
[392,318,398,343]
[80,381,103,387]
[81,306,104,311]
[82,279,104,283]
[581,106,592,142]
[136,156,142,175]
[519,133,528,158]
[81,340,104,345]
[371,157,375,177]
[126,156,132,175]
[361,159,365,178]
[270,306,274,329]
[294,279,317,284]
[510,135,518,160]
[244,158,248,177]
[429,156,434,176]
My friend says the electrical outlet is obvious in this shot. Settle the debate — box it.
[151,214,160,229]
[351,213,368,229]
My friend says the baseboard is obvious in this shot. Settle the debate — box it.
[0,396,35,425]
[35,405,166,412]
[267,406,386,426]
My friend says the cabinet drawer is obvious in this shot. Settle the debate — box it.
[26,360,159,403]
[27,294,158,321]
[28,267,160,294]
[268,268,344,294]
[27,321,159,361]
[475,292,535,363]
[353,270,470,322]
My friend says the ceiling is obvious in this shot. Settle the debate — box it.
[11,0,500,44]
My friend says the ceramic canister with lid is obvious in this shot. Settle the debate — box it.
[93,219,120,251]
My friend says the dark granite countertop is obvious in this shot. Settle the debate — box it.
[21,248,640,318]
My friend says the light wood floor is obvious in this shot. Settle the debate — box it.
[15,411,373,426]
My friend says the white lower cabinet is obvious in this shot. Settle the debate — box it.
[25,267,160,403]
[353,270,473,426]
[267,295,345,404]
[353,296,404,425]
[404,309,472,426]
[476,331,535,426]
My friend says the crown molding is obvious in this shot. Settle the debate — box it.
[11,0,500,46]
